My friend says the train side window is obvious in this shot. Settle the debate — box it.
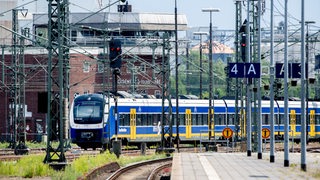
[192,114,197,125]
[203,114,208,125]
[199,115,203,125]
[262,114,269,124]
[121,114,130,126]
[214,114,221,125]
[179,114,184,125]
[152,114,160,126]
[142,114,147,126]
[274,115,278,125]
[315,114,320,124]
[214,115,218,125]
[195,114,201,125]
[279,114,284,124]
[215,114,224,125]
[147,114,153,125]
[228,114,235,125]
[119,114,124,126]
[198,114,203,125]
[179,114,185,125]
[136,114,142,126]
[171,114,184,125]
[296,114,301,124]
[171,114,175,125]
[196,114,199,125]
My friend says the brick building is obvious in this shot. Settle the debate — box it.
[0,11,188,141]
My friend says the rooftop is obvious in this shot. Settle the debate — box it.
[33,12,188,31]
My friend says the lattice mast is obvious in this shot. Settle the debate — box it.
[160,33,174,150]
[44,0,70,164]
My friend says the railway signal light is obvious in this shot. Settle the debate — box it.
[239,19,247,62]
[240,34,246,62]
[109,39,122,69]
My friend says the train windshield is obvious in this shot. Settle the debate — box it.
[73,101,103,124]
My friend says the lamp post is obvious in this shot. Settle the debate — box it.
[193,32,208,99]
[305,20,315,145]
[202,8,220,140]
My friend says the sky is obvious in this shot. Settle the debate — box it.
[17,0,320,30]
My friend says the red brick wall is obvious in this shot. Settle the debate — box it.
[0,51,162,140]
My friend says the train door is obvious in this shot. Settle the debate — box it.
[130,108,136,140]
[290,110,296,137]
[208,109,214,137]
[310,110,315,137]
[240,109,246,139]
[185,109,191,139]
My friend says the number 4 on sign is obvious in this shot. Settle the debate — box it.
[230,64,238,74]
[229,63,244,78]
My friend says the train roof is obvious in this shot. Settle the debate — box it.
[73,93,320,109]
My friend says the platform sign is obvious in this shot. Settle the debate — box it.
[228,63,260,78]
[275,63,308,78]
[261,128,271,139]
[222,127,233,139]
[228,63,244,78]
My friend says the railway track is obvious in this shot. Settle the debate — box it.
[106,157,172,180]
[0,148,45,156]
[0,148,100,162]
[0,147,155,162]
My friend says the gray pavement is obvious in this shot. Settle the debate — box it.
[171,152,320,180]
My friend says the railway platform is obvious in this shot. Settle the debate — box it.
[171,151,320,180]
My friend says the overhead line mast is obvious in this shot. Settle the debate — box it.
[44,0,70,165]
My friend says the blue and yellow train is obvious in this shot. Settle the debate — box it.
[69,93,320,149]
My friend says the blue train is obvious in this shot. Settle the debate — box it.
[69,93,320,150]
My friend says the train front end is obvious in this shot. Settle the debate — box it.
[70,94,109,150]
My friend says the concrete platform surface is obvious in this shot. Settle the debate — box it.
[171,152,320,180]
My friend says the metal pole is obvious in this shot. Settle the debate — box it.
[269,0,275,163]
[113,71,118,139]
[246,0,252,157]
[257,0,262,160]
[305,21,315,146]
[300,0,307,172]
[186,43,190,94]
[284,0,290,167]
[306,25,309,145]
[234,0,242,142]
[200,35,203,99]
[209,11,213,140]
[1,46,4,88]
[202,8,220,141]
[175,0,180,152]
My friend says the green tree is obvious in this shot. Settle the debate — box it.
[171,50,230,99]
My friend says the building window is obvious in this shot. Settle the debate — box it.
[140,63,146,72]
[97,62,104,73]
[83,61,90,73]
